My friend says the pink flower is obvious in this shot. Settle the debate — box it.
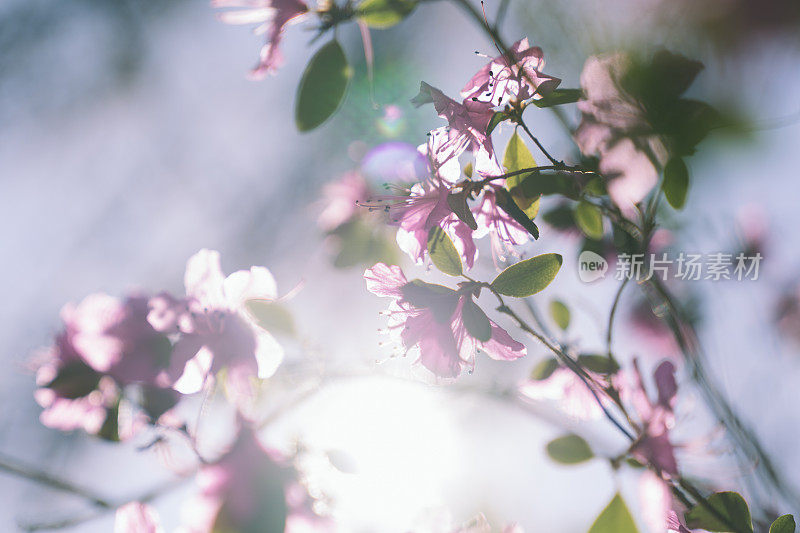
[574,53,668,215]
[317,171,370,231]
[148,249,284,395]
[627,360,679,476]
[776,284,800,346]
[34,293,175,438]
[182,425,317,533]
[364,263,526,378]
[461,38,561,105]
[361,132,478,269]
[115,502,163,533]
[628,296,680,357]
[411,82,496,164]
[473,183,530,262]
[214,0,309,78]
[519,367,607,420]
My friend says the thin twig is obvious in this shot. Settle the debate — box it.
[0,453,113,509]
[606,277,630,356]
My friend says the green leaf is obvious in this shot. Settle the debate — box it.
[532,88,583,108]
[574,200,604,240]
[770,515,796,533]
[495,187,539,239]
[578,354,620,375]
[503,131,539,216]
[329,217,398,269]
[491,253,562,297]
[531,358,559,380]
[400,279,459,322]
[446,189,478,230]
[45,361,101,399]
[427,226,463,276]
[487,111,508,135]
[549,300,570,330]
[588,493,639,533]
[685,492,753,533]
[356,0,417,28]
[546,434,594,464]
[461,298,492,342]
[245,300,296,336]
[295,40,352,132]
[663,157,689,209]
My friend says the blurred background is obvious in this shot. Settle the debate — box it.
[1,0,799,530]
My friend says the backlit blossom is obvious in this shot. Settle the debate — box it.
[214,0,309,78]
[626,360,679,476]
[148,249,283,395]
[776,284,800,345]
[181,424,321,533]
[472,183,530,263]
[411,82,496,164]
[461,37,561,105]
[317,171,370,232]
[519,367,607,420]
[115,502,163,533]
[364,263,526,378]
[360,131,478,269]
[34,293,175,438]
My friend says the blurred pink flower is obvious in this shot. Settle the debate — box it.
[776,284,800,345]
[364,263,526,378]
[115,502,163,533]
[182,425,323,533]
[214,0,309,78]
[519,367,607,420]
[574,53,668,215]
[638,470,698,533]
[34,293,174,437]
[317,171,370,231]
[628,297,680,357]
[148,249,283,395]
[461,37,561,105]
[626,360,679,476]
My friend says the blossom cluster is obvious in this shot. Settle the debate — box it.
[32,249,322,532]
[20,4,787,531]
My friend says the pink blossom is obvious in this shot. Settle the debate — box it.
[519,367,607,420]
[360,132,478,269]
[628,297,679,357]
[364,263,526,378]
[214,0,309,78]
[148,249,284,395]
[317,171,370,231]
[574,53,668,215]
[411,82,496,164]
[461,38,561,105]
[182,425,317,533]
[34,293,175,437]
[776,284,800,345]
[627,360,679,476]
[115,502,163,533]
[472,183,530,262]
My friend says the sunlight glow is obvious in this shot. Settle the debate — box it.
[290,377,461,532]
